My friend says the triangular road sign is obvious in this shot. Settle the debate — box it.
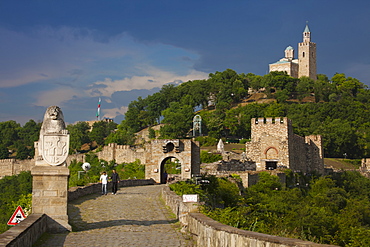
[7,206,26,226]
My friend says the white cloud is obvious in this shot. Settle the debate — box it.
[35,88,82,107]
[87,68,208,97]
[102,106,129,119]
[7,25,208,110]
[0,26,132,88]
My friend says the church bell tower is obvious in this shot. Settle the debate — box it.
[298,23,317,80]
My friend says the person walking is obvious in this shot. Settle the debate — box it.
[99,171,108,195]
[109,169,120,195]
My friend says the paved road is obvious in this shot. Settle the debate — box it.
[34,184,194,247]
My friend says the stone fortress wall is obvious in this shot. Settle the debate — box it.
[246,117,324,174]
[97,143,145,164]
[0,154,85,179]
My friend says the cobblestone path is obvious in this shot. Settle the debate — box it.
[34,184,194,247]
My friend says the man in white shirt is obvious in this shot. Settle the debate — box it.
[99,171,108,195]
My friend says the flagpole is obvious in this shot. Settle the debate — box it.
[96,98,101,120]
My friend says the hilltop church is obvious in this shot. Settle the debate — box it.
[269,23,317,80]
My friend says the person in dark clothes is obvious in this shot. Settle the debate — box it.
[109,169,120,195]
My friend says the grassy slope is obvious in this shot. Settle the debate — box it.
[324,158,360,170]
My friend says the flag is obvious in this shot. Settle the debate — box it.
[96,98,101,120]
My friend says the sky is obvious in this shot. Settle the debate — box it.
[0,0,369,125]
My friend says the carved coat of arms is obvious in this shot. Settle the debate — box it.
[41,134,69,166]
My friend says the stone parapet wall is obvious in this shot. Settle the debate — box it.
[68,179,155,201]
[161,186,338,247]
[187,213,336,247]
[0,214,48,247]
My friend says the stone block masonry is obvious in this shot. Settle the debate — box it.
[246,117,324,174]
[31,165,71,233]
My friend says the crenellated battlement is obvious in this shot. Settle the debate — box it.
[252,117,290,125]
[0,158,15,164]
[251,117,293,143]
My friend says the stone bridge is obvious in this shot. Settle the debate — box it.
[34,184,194,247]
[0,182,338,247]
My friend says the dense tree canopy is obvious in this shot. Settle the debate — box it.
[106,69,369,158]
[1,69,369,159]
[0,120,41,159]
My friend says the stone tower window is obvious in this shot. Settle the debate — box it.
[302,52,305,58]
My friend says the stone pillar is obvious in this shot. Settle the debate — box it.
[31,165,71,232]
[32,106,71,232]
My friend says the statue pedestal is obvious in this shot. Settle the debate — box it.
[31,165,71,232]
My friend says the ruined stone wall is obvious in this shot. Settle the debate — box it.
[288,134,324,173]
[0,153,84,178]
[201,160,256,174]
[289,134,307,172]
[0,159,16,177]
[305,135,324,173]
[115,146,145,164]
[98,143,146,164]
[0,159,34,178]
[98,143,117,161]
[191,141,201,175]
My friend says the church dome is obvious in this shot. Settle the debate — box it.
[285,46,294,50]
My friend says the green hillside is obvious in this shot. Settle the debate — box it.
[107,69,370,159]
[1,69,369,160]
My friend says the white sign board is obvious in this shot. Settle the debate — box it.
[183,194,198,203]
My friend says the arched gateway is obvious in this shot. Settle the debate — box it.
[98,139,201,184]
[145,139,201,183]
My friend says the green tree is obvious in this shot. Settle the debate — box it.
[0,120,20,148]
[18,120,41,147]
[160,102,193,138]
[89,121,117,146]
[105,120,136,145]
[15,145,30,160]
[314,75,335,102]
[0,145,9,159]
[296,76,314,101]
[67,121,91,153]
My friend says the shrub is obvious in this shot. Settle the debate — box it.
[200,151,222,163]
[194,136,218,147]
